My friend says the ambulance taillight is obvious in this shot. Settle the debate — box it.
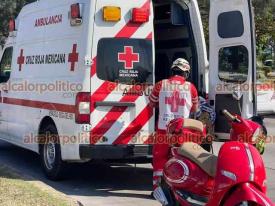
[9,19,15,32]
[70,3,83,26]
[75,92,90,124]
[131,8,149,23]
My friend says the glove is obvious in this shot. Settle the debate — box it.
[153,170,163,190]
[197,97,216,124]
[256,136,266,154]
[153,186,169,206]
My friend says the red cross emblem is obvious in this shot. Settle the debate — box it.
[17,49,25,71]
[68,44,79,71]
[118,46,139,70]
[165,90,186,112]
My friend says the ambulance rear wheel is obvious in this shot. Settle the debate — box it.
[39,124,67,180]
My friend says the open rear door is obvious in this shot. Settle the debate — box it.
[209,0,256,138]
[90,0,154,146]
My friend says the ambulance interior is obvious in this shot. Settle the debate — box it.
[153,0,198,87]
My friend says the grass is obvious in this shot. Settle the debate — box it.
[0,165,76,206]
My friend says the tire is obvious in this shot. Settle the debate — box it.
[39,124,67,180]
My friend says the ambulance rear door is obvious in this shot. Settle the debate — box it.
[209,0,257,138]
[90,0,155,145]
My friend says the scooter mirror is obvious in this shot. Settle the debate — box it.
[222,109,241,123]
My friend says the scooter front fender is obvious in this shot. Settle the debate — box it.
[223,183,274,206]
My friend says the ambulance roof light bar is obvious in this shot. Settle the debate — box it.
[131,8,150,23]
[70,3,83,26]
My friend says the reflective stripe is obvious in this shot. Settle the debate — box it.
[153,171,163,177]
[153,180,158,185]
[150,93,159,101]
[149,94,159,103]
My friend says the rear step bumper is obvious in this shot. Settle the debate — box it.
[80,144,152,162]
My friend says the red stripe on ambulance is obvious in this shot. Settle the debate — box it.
[114,0,150,38]
[3,97,75,113]
[113,104,153,145]
[90,85,147,144]
[90,81,117,113]
[146,32,153,40]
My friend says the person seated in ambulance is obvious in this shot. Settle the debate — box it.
[149,58,200,194]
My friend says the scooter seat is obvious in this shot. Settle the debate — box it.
[178,142,217,177]
[183,119,204,133]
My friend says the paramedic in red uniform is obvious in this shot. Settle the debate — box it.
[149,58,199,193]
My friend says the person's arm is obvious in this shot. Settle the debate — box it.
[190,83,199,113]
[149,81,162,108]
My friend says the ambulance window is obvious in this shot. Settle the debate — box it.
[218,11,244,38]
[97,38,153,84]
[171,2,189,26]
[0,47,13,83]
[218,45,248,83]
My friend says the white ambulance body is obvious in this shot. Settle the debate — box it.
[0,0,256,179]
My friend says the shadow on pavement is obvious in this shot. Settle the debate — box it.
[0,140,153,201]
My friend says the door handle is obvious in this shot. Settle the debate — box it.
[95,101,136,107]
[3,90,8,93]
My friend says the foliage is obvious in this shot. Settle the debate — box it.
[0,0,35,45]
[253,0,275,60]
[0,165,75,206]
[0,0,274,56]
[198,0,275,60]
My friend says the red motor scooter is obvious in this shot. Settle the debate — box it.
[155,110,273,206]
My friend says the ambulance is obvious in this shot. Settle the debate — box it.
[0,0,257,179]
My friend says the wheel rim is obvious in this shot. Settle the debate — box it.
[43,140,56,170]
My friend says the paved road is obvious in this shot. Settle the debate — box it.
[262,116,275,201]
[0,117,274,205]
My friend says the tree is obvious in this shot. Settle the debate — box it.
[253,0,275,60]
[198,0,275,57]
[1,0,274,54]
[0,0,35,45]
